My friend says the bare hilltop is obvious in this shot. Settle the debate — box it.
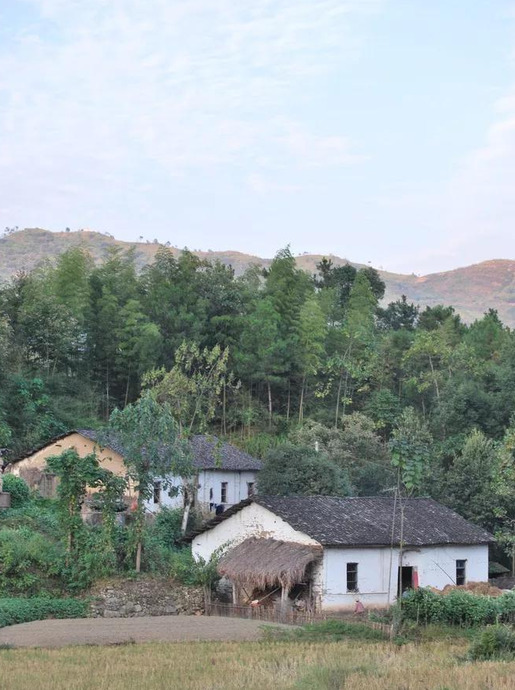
[1,228,514,325]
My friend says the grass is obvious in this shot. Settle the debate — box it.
[0,638,514,690]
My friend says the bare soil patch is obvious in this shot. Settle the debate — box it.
[0,615,284,648]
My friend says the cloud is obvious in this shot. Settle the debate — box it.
[438,94,515,266]
[0,0,378,183]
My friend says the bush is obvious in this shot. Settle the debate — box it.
[0,526,64,596]
[468,625,515,661]
[0,597,88,628]
[2,475,30,507]
[153,508,186,549]
[258,443,352,497]
[401,587,515,627]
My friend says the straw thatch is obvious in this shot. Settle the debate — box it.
[218,538,322,589]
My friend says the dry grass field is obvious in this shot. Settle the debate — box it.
[1,638,514,690]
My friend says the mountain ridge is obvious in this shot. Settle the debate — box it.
[1,228,514,325]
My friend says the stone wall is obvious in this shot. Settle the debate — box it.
[89,577,204,618]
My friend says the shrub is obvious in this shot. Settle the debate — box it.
[0,597,88,628]
[402,587,515,627]
[0,526,64,596]
[468,625,515,661]
[258,443,352,497]
[153,508,186,549]
[2,475,30,508]
[0,498,62,537]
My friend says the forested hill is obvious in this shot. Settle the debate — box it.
[1,228,515,325]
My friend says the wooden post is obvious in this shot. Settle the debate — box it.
[232,583,238,605]
[280,585,290,621]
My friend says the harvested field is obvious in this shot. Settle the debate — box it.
[0,637,514,689]
[0,615,282,648]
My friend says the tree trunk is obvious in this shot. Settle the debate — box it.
[335,374,343,428]
[181,476,197,535]
[286,380,291,423]
[135,540,142,573]
[428,355,440,401]
[267,381,272,429]
[222,382,227,435]
[124,369,131,408]
[298,376,306,424]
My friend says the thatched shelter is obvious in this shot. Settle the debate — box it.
[218,537,322,591]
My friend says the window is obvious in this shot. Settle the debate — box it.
[247,482,255,497]
[153,480,161,505]
[221,482,228,503]
[346,562,358,592]
[209,488,213,501]
[456,559,467,586]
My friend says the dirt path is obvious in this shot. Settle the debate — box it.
[0,616,286,648]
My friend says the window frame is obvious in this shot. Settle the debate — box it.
[247,482,255,497]
[153,480,161,505]
[346,562,359,593]
[220,482,228,503]
[456,559,467,586]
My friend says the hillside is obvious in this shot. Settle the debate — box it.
[0,228,514,325]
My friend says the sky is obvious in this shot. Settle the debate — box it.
[1,1,515,275]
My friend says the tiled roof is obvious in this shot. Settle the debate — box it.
[190,435,262,471]
[187,495,494,547]
[10,429,262,473]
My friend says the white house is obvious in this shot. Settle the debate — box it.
[7,430,262,514]
[142,435,262,514]
[188,495,493,611]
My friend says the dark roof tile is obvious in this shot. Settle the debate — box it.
[187,495,493,547]
[12,430,262,473]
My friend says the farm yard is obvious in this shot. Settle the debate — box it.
[1,636,515,690]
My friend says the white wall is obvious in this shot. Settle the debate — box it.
[192,504,489,611]
[191,502,320,562]
[322,543,489,610]
[144,469,259,514]
[197,470,258,508]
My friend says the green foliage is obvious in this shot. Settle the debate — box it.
[258,442,352,497]
[401,587,515,627]
[468,624,515,661]
[265,619,387,642]
[0,597,88,628]
[145,341,233,433]
[0,526,64,596]
[152,508,185,549]
[2,239,515,557]
[1,475,29,507]
[390,407,431,493]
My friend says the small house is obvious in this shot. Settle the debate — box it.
[188,495,493,611]
[6,430,262,513]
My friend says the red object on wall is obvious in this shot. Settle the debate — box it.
[413,569,419,589]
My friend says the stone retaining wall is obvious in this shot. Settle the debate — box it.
[89,577,204,618]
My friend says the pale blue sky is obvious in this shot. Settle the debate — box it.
[1,1,514,274]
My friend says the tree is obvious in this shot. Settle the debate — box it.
[46,449,125,557]
[378,295,419,331]
[290,416,392,495]
[445,429,500,531]
[327,272,378,426]
[297,295,327,422]
[237,297,287,428]
[258,443,352,497]
[116,299,162,405]
[53,247,93,322]
[389,407,432,494]
[145,341,233,434]
[104,393,190,571]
